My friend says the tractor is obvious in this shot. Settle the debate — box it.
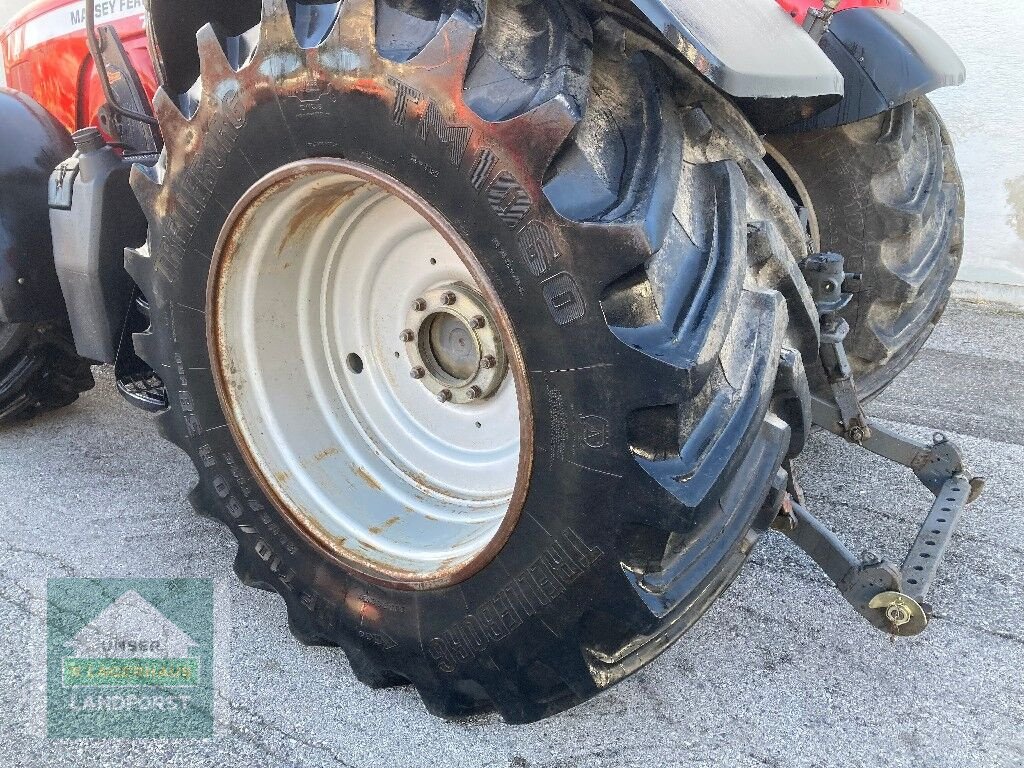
[0,0,981,723]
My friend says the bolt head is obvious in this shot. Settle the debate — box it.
[886,603,913,628]
[441,291,457,306]
[437,389,453,403]
[470,315,486,330]
[410,367,426,380]
[411,298,427,312]
[467,386,483,401]
[400,329,415,343]
[481,355,497,370]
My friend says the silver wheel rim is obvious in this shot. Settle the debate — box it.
[209,160,530,587]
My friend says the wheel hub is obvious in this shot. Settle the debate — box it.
[403,283,508,405]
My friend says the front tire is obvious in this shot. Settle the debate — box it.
[132,0,817,722]
[768,98,964,400]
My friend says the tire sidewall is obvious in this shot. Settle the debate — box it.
[150,67,635,679]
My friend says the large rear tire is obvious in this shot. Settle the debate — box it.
[768,98,964,400]
[0,320,94,424]
[132,0,817,722]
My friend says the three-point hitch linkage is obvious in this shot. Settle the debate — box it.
[773,252,984,636]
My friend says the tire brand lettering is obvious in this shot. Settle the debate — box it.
[517,220,558,277]
[389,78,422,125]
[485,171,532,228]
[419,101,472,166]
[159,99,244,282]
[389,77,471,167]
[387,78,585,326]
[541,272,586,326]
[469,149,497,190]
[427,529,603,673]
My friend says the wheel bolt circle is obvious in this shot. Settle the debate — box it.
[437,389,453,403]
[410,366,426,380]
[400,329,415,343]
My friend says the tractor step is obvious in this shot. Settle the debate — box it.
[114,291,168,413]
[115,369,168,413]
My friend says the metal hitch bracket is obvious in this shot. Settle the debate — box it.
[772,253,984,636]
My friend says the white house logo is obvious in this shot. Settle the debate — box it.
[45,578,216,739]
[61,590,200,689]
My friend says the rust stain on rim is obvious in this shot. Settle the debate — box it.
[353,465,383,492]
[207,158,534,591]
[368,516,402,535]
[312,446,340,462]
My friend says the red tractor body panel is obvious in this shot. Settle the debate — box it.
[777,0,902,24]
[1,0,156,133]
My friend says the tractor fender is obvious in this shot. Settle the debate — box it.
[779,8,966,132]
[623,0,844,100]
[0,88,73,324]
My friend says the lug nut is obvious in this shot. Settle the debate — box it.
[400,329,415,343]
[470,315,486,330]
[410,367,426,380]
[481,355,497,370]
[411,298,427,312]
[466,386,483,401]
[437,389,453,403]
[441,291,457,306]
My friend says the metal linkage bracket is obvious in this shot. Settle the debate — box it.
[772,253,985,636]
[802,0,842,42]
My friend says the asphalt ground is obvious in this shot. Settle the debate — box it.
[1,299,1022,767]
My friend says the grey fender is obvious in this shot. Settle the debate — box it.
[777,9,966,132]
[622,0,844,101]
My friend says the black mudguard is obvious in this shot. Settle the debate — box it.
[779,9,966,132]
[0,88,74,324]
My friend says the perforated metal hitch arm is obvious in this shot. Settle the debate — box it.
[772,253,985,636]
[780,398,984,635]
